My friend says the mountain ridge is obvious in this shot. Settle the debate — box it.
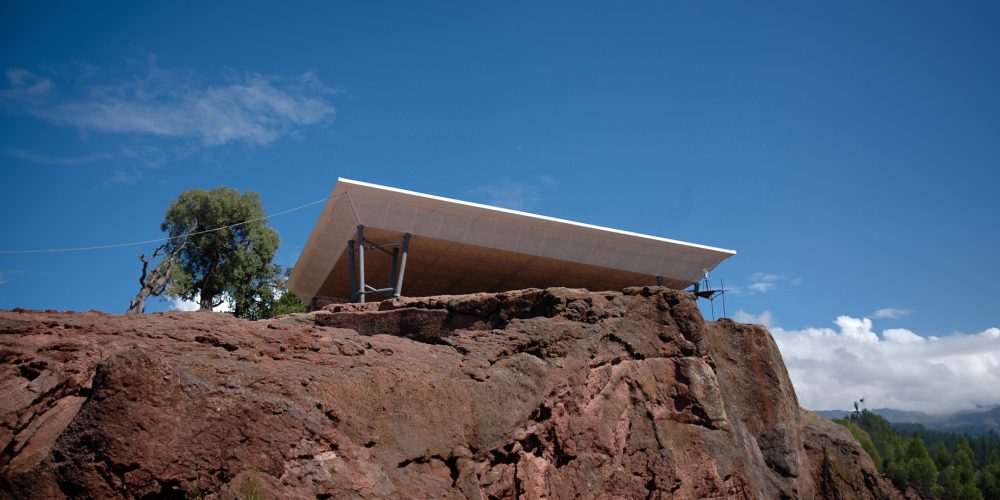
[816,406,1000,436]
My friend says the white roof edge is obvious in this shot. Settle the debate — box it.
[337,177,737,256]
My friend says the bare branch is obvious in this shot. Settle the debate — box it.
[128,223,198,314]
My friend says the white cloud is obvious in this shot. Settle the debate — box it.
[5,148,112,165]
[750,272,785,282]
[883,328,925,345]
[757,312,1000,415]
[169,295,232,313]
[834,316,879,343]
[0,68,52,101]
[745,272,799,294]
[732,309,774,328]
[874,308,912,320]
[1,62,336,150]
[749,282,777,293]
[170,297,200,312]
[470,180,543,211]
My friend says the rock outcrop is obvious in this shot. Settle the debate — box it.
[0,287,900,499]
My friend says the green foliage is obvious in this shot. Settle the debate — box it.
[836,407,1000,499]
[271,290,308,316]
[161,187,281,319]
[937,442,953,469]
[836,408,905,470]
[901,435,938,496]
[835,419,882,468]
[979,459,1000,499]
[264,265,309,317]
[943,438,984,500]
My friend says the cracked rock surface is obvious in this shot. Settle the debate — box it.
[0,287,900,499]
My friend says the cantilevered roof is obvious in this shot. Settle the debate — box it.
[288,178,735,303]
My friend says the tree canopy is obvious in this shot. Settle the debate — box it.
[835,408,1000,499]
[161,187,281,318]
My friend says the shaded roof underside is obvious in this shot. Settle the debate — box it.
[314,226,691,301]
[289,179,735,303]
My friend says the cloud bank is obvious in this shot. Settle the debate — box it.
[1,63,336,150]
[736,310,1000,414]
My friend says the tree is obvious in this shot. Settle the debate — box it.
[936,442,953,470]
[901,435,938,496]
[269,267,308,316]
[834,404,1000,499]
[127,223,196,314]
[979,459,1000,500]
[161,187,281,317]
[272,290,308,316]
[231,266,309,320]
[944,437,984,500]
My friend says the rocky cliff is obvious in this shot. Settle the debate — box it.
[0,287,900,499]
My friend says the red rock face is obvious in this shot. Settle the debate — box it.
[0,287,901,499]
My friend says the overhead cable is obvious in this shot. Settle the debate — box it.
[0,195,334,255]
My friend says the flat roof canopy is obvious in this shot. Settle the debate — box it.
[288,178,735,304]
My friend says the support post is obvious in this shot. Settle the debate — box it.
[357,225,366,303]
[389,246,399,294]
[347,239,357,303]
[721,278,727,318]
[393,233,411,298]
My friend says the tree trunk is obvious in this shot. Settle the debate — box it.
[199,283,214,311]
[128,251,177,314]
[199,296,213,310]
[128,245,172,314]
[128,288,152,315]
[127,224,196,314]
[198,256,220,311]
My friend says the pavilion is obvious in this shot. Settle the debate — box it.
[288,178,735,308]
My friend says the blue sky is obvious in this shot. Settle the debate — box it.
[1,2,998,410]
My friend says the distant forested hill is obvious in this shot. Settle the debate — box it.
[833,409,1000,498]
[818,406,1000,436]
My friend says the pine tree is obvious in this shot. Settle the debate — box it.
[902,435,938,496]
[936,442,953,470]
[944,437,984,500]
[978,458,1000,500]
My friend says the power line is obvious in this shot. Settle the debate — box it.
[0,195,333,255]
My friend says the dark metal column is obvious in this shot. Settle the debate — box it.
[356,225,365,303]
[389,247,399,294]
[347,239,357,303]
[393,233,411,298]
